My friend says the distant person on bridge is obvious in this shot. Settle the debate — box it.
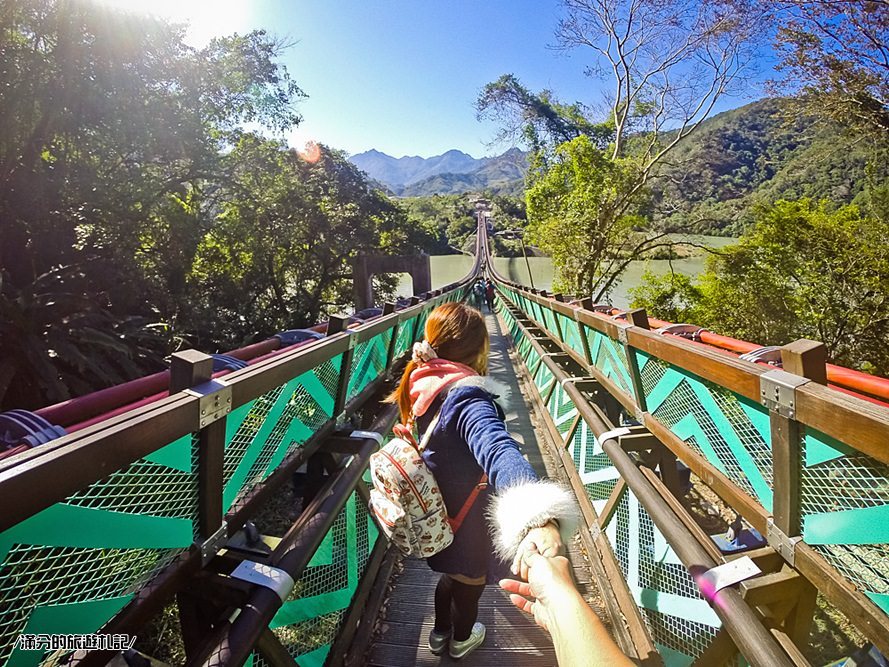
[388,302,579,659]
[500,553,632,667]
[485,279,495,312]
[472,278,486,311]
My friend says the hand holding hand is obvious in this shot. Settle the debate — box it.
[511,521,562,579]
[500,553,575,633]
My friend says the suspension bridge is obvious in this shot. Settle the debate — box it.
[1,209,889,667]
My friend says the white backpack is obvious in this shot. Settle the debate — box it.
[369,413,486,557]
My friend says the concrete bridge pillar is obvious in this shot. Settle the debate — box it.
[353,254,432,310]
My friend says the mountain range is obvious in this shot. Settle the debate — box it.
[349,147,527,196]
[351,99,877,233]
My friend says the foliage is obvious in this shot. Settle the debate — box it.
[187,137,410,350]
[526,136,676,298]
[770,0,889,142]
[0,0,415,409]
[476,74,609,156]
[630,200,889,374]
[399,194,479,254]
[480,0,764,300]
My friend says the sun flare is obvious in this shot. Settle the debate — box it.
[90,0,250,46]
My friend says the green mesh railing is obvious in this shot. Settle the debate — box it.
[494,278,889,664]
[0,280,475,667]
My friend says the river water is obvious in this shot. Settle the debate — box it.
[396,235,735,308]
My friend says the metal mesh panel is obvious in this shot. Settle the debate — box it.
[0,544,181,665]
[568,419,619,505]
[541,305,559,338]
[253,492,376,667]
[644,609,718,663]
[557,313,585,358]
[254,611,345,667]
[346,330,391,402]
[223,355,341,510]
[605,490,721,665]
[65,444,197,520]
[585,328,633,396]
[394,316,418,358]
[638,352,773,510]
[533,360,555,397]
[547,383,578,437]
[801,428,889,608]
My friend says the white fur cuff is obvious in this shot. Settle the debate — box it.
[488,479,581,561]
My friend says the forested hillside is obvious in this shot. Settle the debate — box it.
[652,98,881,234]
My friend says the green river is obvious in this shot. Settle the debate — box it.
[396,235,736,308]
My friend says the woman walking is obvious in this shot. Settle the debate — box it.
[388,302,579,659]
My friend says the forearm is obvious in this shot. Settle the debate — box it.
[547,591,632,667]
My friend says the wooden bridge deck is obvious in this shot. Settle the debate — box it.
[363,311,608,666]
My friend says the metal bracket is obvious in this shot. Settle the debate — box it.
[560,376,599,389]
[615,323,630,344]
[185,379,232,428]
[595,427,631,449]
[198,521,228,564]
[345,331,359,349]
[760,369,810,419]
[230,560,295,603]
[766,518,802,567]
[590,522,602,540]
[350,430,384,446]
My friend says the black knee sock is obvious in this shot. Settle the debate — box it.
[433,574,453,633]
[450,580,485,641]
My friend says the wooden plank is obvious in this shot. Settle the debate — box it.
[781,339,828,385]
[794,382,889,466]
[794,544,889,656]
[369,642,557,667]
[627,328,763,402]
[771,411,802,537]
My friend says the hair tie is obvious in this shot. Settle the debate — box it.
[412,340,438,364]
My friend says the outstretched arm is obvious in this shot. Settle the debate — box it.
[500,554,632,667]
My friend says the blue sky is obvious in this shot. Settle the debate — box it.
[100,0,769,158]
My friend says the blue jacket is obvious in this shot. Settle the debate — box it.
[416,379,577,579]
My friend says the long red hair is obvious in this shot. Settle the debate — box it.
[388,302,489,423]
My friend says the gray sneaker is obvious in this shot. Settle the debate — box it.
[449,622,486,659]
[428,629,451,655]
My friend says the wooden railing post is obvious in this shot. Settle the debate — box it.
[170,350,227,543]
[771,339,826,538]
[771,339,825,643]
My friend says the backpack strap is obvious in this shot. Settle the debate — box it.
[448,474,488,533]
[416,406,488,533]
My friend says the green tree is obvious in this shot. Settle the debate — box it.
[0,0,302,408]
[188,137,414,350]
[480,0,764,297]
[631,200,889,374]
[527,136,675,298]
[770,0,889,141]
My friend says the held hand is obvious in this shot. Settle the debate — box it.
[500,554,575,633]
[511,522,562,579]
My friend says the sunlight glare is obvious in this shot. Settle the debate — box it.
[296,141,322,164]
[91,0,251,46]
